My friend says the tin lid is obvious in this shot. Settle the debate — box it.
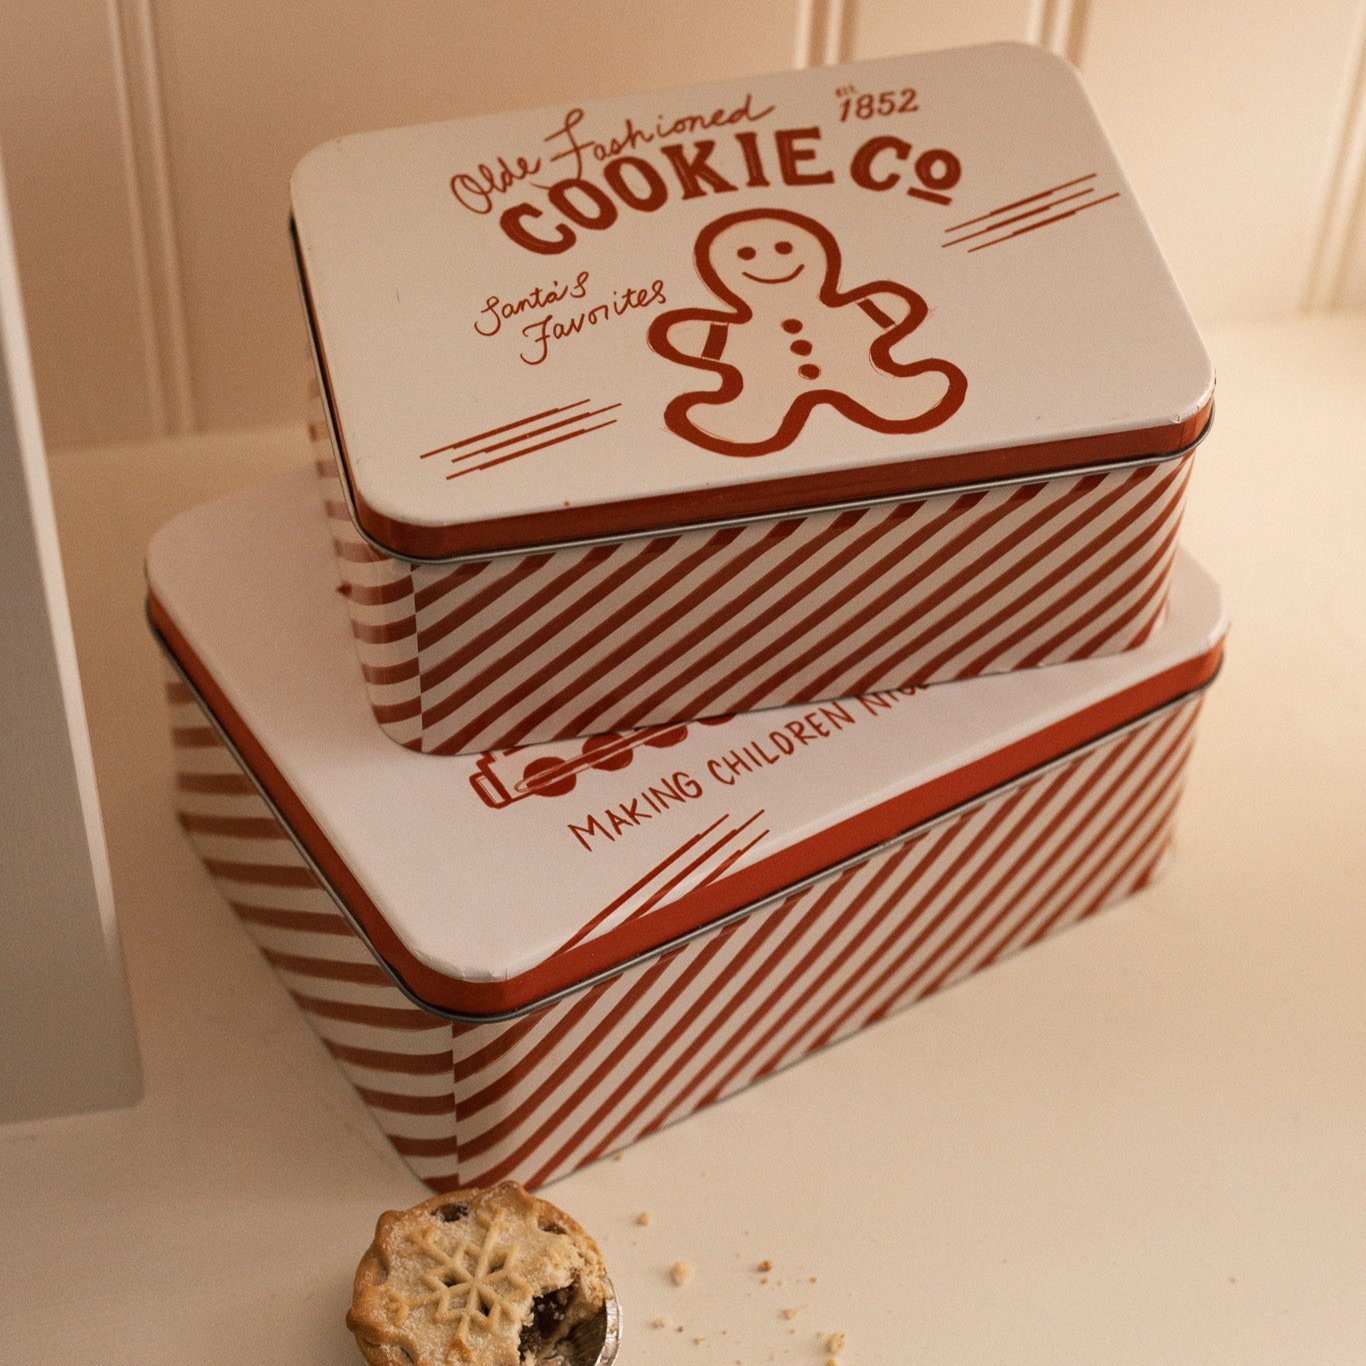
[291,42,1213,561]
[147,468,1224,1018]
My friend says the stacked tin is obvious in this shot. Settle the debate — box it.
[148,42,1225,1190]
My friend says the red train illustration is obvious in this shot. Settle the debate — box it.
[469,716,733,809]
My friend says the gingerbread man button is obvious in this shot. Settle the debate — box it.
[647,207,967,457]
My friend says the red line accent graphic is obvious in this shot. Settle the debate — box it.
[784,774,1044,1059]
[414,561,493,615]
[452,1013,545,1086]
[692,827,771,891]
[621,846,932,1148]
[903,472,1155,677]
[1013,471,1189,669]
[521,884,837,1181]
[967,192,1121,252]
[614,811,769,930]
[448,403,622,466]
[554,815,734,957]
[941,187,1094,248]
[445,419,619,480]
[922,729,1194,998]
[690,830,960,1110]
[1045,519,1181,666]
[897,727,1184,1002]
[419,400,591,458]
[1011,726,1195,953]
[458,960,678,1159]
[944,172,1097,233]
[340,576,420,609]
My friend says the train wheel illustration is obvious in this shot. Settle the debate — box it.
[581,733,635,771]
[519,755,577,797]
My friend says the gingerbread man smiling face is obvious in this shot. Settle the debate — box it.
[648,207,967,458]
[708,215,827,297]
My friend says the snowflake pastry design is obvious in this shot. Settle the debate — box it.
[400,1214,535,1353]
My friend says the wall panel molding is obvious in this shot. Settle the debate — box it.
[845,0,1038,70]
[0,0,158,447]
[1301,5,1366,309]
[1029,0,1091,65]
[111,0,195,434]
[796,0,849,67]
[1076,0,1366,327]
[4,2,1366,447]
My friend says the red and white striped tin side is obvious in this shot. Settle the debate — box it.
[314,405,1192,758]
[167,666,1204,1191]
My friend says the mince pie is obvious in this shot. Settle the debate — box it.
[347,1182,609,1365]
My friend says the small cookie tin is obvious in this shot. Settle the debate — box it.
[147,469,1225,1191]
[292,42,1212,756]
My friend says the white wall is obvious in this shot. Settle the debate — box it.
[2,0,1363,449]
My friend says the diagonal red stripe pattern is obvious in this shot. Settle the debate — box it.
[312,379,1197,755]
[167,655,1208,1192]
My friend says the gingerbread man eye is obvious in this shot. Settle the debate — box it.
[737,246,757,261]
[775,241,793,255]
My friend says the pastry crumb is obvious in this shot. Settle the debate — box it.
[782,1306,800,1320]
[651,1314,670,1329]
[693,1336,705,1345]
[826,1331,847,1352]
[826,1358,841,1366]
[636,1210,652,1226]
[757,1258,773,1272]
[671,1259,695,1286]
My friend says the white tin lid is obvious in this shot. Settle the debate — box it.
[147,467,1224,1017]
[291,42,1213,561]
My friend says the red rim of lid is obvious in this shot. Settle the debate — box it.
[294,222,1215,564]
[149,589,1223,1019]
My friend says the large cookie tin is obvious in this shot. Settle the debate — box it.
[148,466,1223,1190]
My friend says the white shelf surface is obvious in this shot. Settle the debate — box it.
[3,314,1364,1364]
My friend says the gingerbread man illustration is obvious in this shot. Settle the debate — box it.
[647,207,967,457]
